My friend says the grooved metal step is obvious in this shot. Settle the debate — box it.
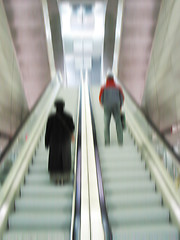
[3,231,69,240]
[108,206,169,226]
[101,160,146,169]
[112,224,179,240]
[103,169,150,182]
[15,198,72,212]
[106,192,162,208]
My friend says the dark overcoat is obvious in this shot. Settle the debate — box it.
[45,109,75,173]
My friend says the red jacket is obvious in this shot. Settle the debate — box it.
[99,77,124,107]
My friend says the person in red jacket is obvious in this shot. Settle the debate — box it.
[99,71,124,146]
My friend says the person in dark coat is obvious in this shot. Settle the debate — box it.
[45,99,75,184]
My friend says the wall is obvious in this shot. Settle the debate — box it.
[47,0,65,83]
[117,0,161,104]
[142,1,180,134]
[3,0,51,109]
[103,0,118,81]
[113,0,123,77]
[0,1,28,151]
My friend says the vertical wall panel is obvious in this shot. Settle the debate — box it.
[3,0,51,109]
[103,0,118,81]
[0,1,28,151]
[47,0,65,83]
[143,0,180,139]
[117,0,161,104]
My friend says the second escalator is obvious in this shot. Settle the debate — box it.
[90,86,179,240]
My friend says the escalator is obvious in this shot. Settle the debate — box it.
[90,86,179,239]
[1,82,179,239]
[3,88,79,240]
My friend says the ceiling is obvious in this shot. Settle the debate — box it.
[59,2,106,85]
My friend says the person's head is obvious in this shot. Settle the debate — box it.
[106,69,114,82]
[54,99,65,112]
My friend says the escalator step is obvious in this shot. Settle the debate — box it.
[104,179,155,193]
[101,160,145,169]
[25,173,51,184]
[15,198,72,212]
[102,169,150,182]
[29,165,49,173]
[106,192,162,208]
[21,185,72,197]
[99,150,140,160]
[108,206,169,226]
[3,230,70,240]
[9,212,71,230]
[112,224,179,240]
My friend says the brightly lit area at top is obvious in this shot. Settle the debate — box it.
[59,2,106,86]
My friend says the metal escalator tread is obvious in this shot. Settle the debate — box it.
[90,86,179,240]
[112,224,178,240]
[3,141,73,240]
[3,231,69,240]
[3,88,78,240]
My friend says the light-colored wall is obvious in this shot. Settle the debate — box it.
[42,0,56,81]
[103,0,118,82]
[3,0,51,109]
[0,1,28,143]
[113,0,123,77]
[47,0,65,83]
[142,1,180,132]
[117,0,161,104]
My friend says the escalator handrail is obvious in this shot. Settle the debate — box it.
[0,80,55,163]
[125,103,180,229]
[70,86,81,240]
[88,86,113,240]
[121,81,180,168]
[0,79,59,238]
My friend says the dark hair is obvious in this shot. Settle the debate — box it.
[54,99,65,110]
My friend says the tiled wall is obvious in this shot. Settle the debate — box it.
[0,2,28,151]
[142,1,180,133]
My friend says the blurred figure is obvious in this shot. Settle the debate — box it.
[45,99,75,184]
[99,71,124,146]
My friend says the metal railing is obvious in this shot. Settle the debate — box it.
[124,89,180,229]
[88,86,112,240]
[0,79,59,186]
[70,87,81,240]
[124,89,180,191]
